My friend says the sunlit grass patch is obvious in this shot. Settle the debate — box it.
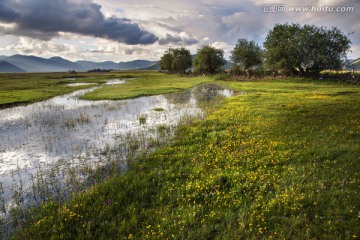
[81,73,213,100]
[152,107,165,112]
[0,71,138,108]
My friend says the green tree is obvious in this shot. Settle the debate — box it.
[231,38,263,73]
[264,23,351,75]
[160,48,192,73]
[263,23,302,74]
[300,25,351,72]
[160,49,173,71]
[193,45,225,74]
[229,64,242,75]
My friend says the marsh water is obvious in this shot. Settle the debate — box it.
[0,82,235,209]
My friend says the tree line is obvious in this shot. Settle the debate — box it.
[160,23,351,76]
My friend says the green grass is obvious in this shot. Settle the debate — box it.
[13,78,359,239]
[153,107,165,112]
[0,72,106,107]
[80,72,213,100]
[0,71,213,108]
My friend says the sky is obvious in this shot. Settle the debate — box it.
[0,0,359,62]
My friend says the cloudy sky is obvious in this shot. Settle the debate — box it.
[0,0,358,62]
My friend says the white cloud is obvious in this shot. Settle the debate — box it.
[6,37,82,60]
[7,38,74,54]
[0,0,358,60]
[211,41,234,59]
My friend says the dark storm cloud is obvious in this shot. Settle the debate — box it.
[158,34,182,45]
[0,0,20,22]
[158,33,198,45]
[0,0,158,44]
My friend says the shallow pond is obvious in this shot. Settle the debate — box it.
[104,79,128,85]
[0,83,235,209]
[66,83,97,86]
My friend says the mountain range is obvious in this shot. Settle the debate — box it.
[1,54,358,73]
[0,55,160,73]
[349,58,360,70]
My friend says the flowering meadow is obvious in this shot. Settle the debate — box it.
[13,79,359,239]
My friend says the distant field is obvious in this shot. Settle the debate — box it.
[0,72,108,108]
[14,78,359,239]
[81,72,213,100]
[0,71,212,108]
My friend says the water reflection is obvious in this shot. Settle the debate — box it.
[164,89,192,104]
[194,83,234,103]
[0,83,235,204]
[104,79,128,85]
[67,83,97,87]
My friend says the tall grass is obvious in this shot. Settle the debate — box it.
[319,70,360,82]
[11,79,359,239]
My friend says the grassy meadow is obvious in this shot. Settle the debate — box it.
[81,72,212,100]
[0,71,212,108]
[0,72,101,108]
[8,75,359,239]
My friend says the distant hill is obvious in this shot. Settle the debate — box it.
[0,54,159,73]
[76,60,119,70]
[349,58,360,70]
[0,61,25,73]
[140,61,161,70]
[2,55,84,72]
[117,60,157,70]
[49,57,85,71]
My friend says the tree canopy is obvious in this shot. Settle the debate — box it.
[264,23,351,75]
[160,48,192,73]
[193,45,226,74]
[231,38,263,72]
